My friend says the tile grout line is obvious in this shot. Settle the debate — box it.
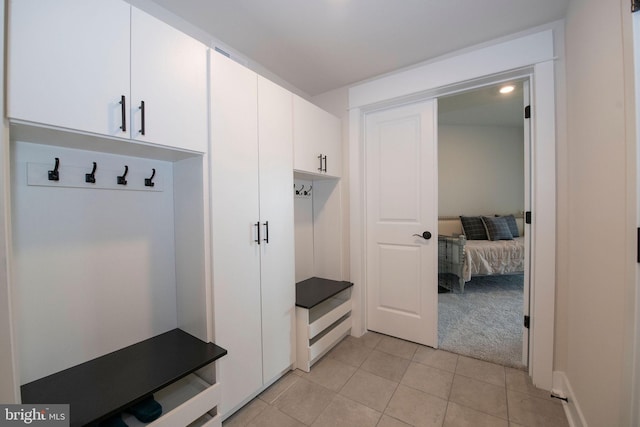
[226,333,567,426]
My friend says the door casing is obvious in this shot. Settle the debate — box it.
[348,28,557,390]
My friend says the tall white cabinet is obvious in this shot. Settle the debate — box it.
[210,53,295,417]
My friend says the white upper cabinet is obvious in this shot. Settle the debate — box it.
[130,8,208,153]
[8,0,207,153]
[293,95,342,178]
[8,0,131,138]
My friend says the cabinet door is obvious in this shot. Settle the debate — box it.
[257,77,295,383]
[293,95,342,177]
[210,53,261,416]
[8,0,130,137]
[131,8,208,153]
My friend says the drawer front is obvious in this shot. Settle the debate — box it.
[199,413,222,427]
[308,317,352,362]
[308,300,351,339]
[149,382,221,427]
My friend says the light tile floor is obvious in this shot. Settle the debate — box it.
[222,332,569,427]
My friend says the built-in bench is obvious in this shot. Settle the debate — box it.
[295,277,353,372]
[21,329,227,427]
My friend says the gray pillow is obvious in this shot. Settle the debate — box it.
[499,214,519,237]
[460,216,488,240]
[482,216,513,241]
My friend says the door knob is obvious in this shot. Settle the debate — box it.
[413,231,432,240]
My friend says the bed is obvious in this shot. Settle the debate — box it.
[438,215,525,292]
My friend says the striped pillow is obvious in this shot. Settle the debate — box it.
[460,216,488,240]
[482,216,514,241]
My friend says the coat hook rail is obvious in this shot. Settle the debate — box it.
[145,168,156,187]
[294,183,312,197]
[85,162,97,184]
[48,157,60,181]
[117,165,128,186]
[27,162,164,192]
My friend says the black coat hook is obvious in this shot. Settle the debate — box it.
[304,185,312,196]
[48,157,60,181]
[117,165,128,185]
[145,168,156,187]
[85,162,97,184]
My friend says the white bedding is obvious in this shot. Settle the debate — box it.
[462,237,525,282]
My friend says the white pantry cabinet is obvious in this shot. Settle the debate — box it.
[257,75,296,384]
[293,95,342,178]
[210,53,295,418]
[8,0,207,153]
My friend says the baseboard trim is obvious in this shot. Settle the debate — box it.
[553,371,588,427]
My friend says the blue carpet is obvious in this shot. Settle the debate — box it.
[438,274,525,368]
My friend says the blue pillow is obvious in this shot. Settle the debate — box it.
[460,216,488,240]
[498,214,519,237]
[482,216,513,241]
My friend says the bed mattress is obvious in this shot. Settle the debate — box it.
[463,237,525,282]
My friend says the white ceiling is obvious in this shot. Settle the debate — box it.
[439,81,525,127]
[149,0,568,96]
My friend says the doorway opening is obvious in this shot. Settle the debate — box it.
[436,80,530,369]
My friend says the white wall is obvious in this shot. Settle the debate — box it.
[294,179,314,282]
[563,0,636,424]
[11,141,178,384]
[312,88,351,281]
[438,125,524,217]
[0,0,18,400]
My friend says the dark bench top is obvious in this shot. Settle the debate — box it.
[21,328,227,427]
[296,277,353,309]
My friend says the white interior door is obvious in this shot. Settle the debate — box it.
[365,99,438,347]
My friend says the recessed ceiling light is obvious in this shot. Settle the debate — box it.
[499,85,515,94]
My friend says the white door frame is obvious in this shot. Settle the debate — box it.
[348,28,557,390]
[630,10,640,427]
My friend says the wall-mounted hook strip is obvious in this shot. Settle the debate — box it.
[117,165,128,185]
[48,157,60,181]
[145,168,156,187]
[85,162,97,184]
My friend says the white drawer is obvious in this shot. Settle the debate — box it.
[308,299,351,339]
[189,413,221,427]
[308,316,352,362]
[123,376,221,427]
